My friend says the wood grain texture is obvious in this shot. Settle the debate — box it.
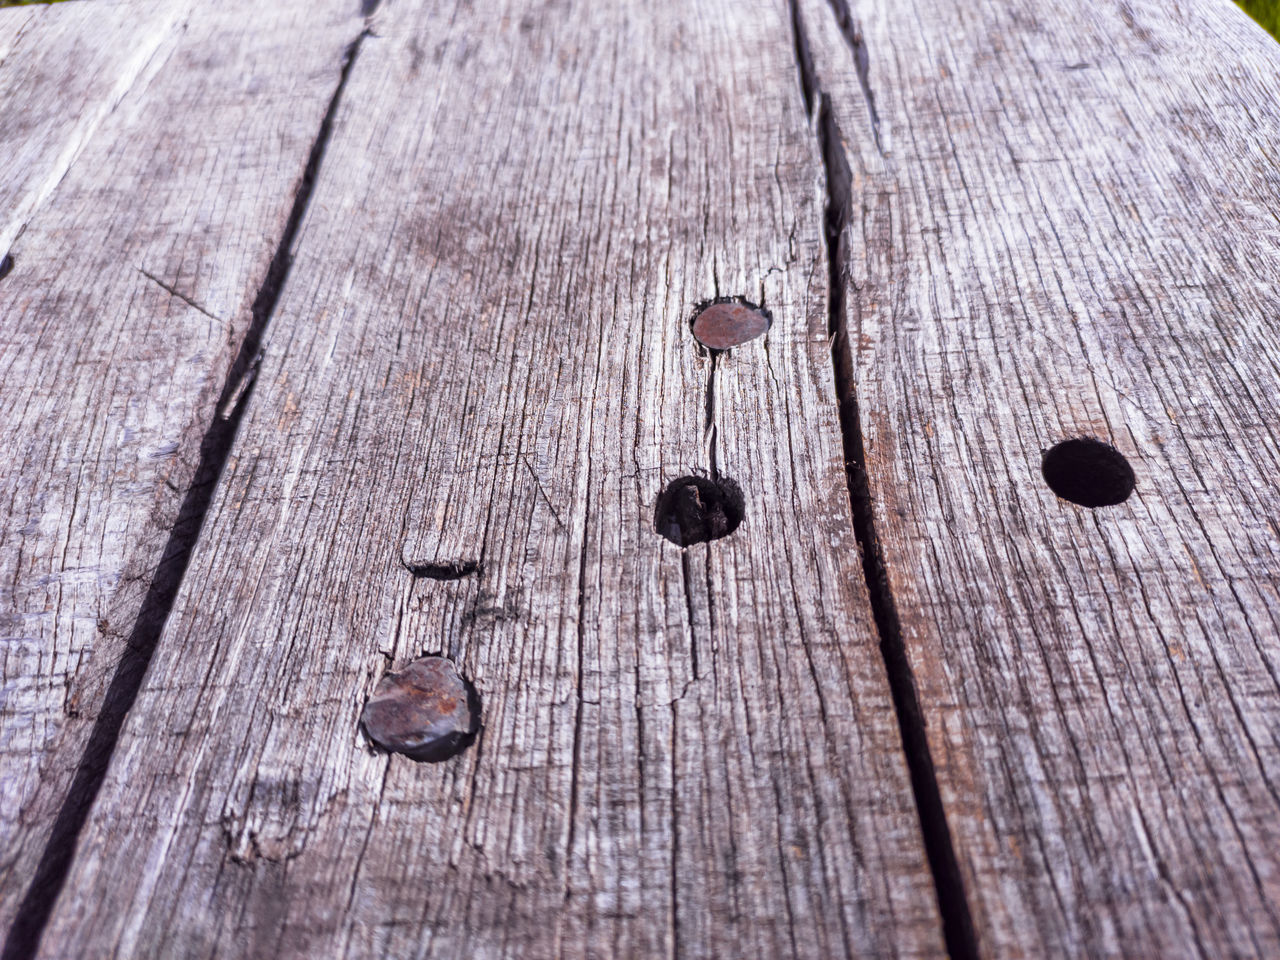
[0,0,363,938]
[35,1,945,957]
[0,0,188,258]
[798,0,1280,955]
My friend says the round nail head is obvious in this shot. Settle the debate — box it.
[691,300,770,350]
[360,656,479,762]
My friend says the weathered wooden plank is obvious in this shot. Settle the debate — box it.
[0,0,188,258]
[797,0,1280,955]
[0,0,364,946]
[35,1,946,957]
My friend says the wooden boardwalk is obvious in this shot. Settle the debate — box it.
[2,0,1279,956]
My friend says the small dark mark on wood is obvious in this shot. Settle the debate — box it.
[654,475,744,546]
[138,268,225,324]
[0,253,13,282]
[460,594,521,627]
[690,298,772,350]
[360,656,480,763]
[401,558,481,580]
[1042,437,1136,507]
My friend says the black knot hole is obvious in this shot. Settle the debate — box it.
[654,475,744,546]
[1042,437,1135,507]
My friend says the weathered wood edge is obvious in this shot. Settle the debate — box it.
[0,1,367,953]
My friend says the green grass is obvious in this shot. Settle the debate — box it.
[1238,0,1280,39]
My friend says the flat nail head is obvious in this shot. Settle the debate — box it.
[360,656,480,762]
[691,300,770,350]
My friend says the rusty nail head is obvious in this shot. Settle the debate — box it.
[691,300,771,350]
[360,655,480,762]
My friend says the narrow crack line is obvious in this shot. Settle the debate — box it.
[788,3,979,958]
[679,550,701,680]
[0,30,368,960]
[704,351,720,479]
[668,700,682,960]
[564,469,590,901]
[825,0,884,155]
[520,454,568,531]
[138,268,225,324]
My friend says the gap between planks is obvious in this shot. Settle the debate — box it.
[789,1,980,957]
[0,24,370,960]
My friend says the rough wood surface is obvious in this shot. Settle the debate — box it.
[0,0,363,943]
[798,0,1280,955]
[0,0,187,259]
[34,2,945,958]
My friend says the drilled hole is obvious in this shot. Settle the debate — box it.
[654,475,745,546]
[0,253,13,282]
[690,298,771,350]
[1042,437,1135,507]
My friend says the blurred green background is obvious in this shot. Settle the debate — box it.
[1239,0,1280,36]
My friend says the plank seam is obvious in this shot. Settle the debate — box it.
[0,26,370,960]
[788,3,981,957]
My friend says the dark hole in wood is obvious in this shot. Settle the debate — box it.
[0,254,13,282]
[690,298,771,351]
[1042,437,1135,507]
[654,475,744,546]
[360,656,481,763]
[402,558,481,580]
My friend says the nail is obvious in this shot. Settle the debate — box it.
[691,299,771,350]
[360,656,480,762]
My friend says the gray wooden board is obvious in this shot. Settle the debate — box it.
[798,0,1280,955]
[36,1,946,957]
[0,0,187,259]
[0,0,364,938]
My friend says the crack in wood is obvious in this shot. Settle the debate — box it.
[137,267,225,324]
[0,28,370,960]
[789,2,979,958]
[401,557,482,580]
[824,0,883,155]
